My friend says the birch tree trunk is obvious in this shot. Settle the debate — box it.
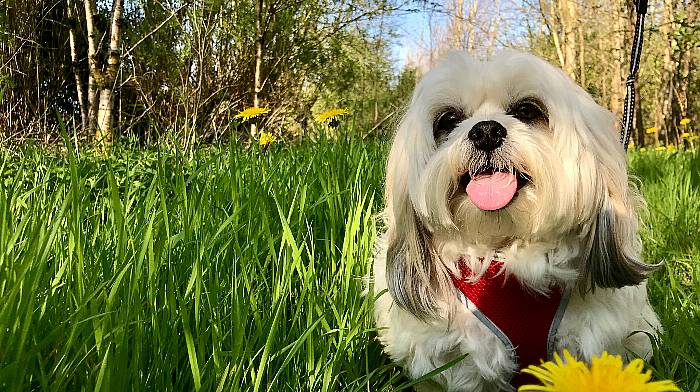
[252,0,264,138]
[67,0,87,131]
[96,0,124,147]
[83,0,124,150]
[84,0,99,133]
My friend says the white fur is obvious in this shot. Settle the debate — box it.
[372,51,660,391]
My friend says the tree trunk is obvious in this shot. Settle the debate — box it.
[97,88,114,146]
[252,0,264,138]
[67,0,87,131]
[83,0,123,151]
[609,0,626,116]
[486,0,500,57]
[656,0,676,145]
[466,0,478,53]
[540,0,566,73]
[560,0,578,80]
[634,80,645,147]
[84,0,99,134]
[577,23,585,87]
[677,0,696,120]
[96,0,124,147]
[450,0,464,48]
[597,34,609,106]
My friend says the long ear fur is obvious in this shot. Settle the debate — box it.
[383,110,451,320]
[385,206,449,320]
[583,197,658,290]
[578,101,660,290]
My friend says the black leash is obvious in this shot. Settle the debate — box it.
[621,0,649,150]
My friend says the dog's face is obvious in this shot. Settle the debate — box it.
[384,51,656,318]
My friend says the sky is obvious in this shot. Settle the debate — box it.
[386,2,532,71]
[390,10,434,69]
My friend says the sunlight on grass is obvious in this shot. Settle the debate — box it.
[0,141,698,390]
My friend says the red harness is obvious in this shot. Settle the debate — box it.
[450,258,569,388]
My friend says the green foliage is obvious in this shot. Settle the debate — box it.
[115,0,409,141]
[629,150,700,391]
[0,140,698,390]
[0,0,411,144]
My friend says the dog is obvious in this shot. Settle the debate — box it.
[372,51,661,391]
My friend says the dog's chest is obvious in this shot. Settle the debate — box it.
[450,259,570,388]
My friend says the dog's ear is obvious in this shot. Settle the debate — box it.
[583,195,657,290]
[578,103,659,290]
[385,204,446,320]
[383,112,450,320]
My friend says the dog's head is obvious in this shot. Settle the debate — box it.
[384,51,656,318]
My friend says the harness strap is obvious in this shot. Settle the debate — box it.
[450,259,570,389]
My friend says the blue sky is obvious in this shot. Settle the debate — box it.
[390,10,433,69]
[386,2,532,70]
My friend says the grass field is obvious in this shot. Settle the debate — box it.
[0,139,698,391]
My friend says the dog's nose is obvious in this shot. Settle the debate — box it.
[468,120,507,151]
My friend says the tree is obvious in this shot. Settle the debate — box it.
[84,0,125,150]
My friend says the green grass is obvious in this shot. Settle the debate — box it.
[0,140,698,391]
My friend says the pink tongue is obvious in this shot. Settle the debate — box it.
[466,172,518,211]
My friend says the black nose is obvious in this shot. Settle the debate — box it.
[468,120,507,151]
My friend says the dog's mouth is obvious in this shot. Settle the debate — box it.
[458,166,531,211]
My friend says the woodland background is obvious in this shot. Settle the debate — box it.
[0,0,698,148]
[1,1,699,390]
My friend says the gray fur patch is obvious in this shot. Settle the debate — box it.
[386,212,446,320]
[584,209,659,290]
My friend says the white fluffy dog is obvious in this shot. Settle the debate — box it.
[373,51,661,391]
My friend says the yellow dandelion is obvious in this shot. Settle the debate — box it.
[690,135,700,141]
[519,350,679,392]
[315,108,350,125]
[681,132,690,138]
[235,107,270,121]
[656,146,667,152]
[258,131,277,148]
[667,144,675,152]
[640,147,647,152]
[679,118,691,126]
[646,127,657,134]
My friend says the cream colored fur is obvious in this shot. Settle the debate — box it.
[372,51,660,391]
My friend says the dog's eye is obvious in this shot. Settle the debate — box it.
[433,109,465,140]
[507,99,548,125]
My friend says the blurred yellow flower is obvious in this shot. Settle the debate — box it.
[656,146,666,152]
[667,144,675,152]
[680,118,691,126]
[640,147,647,152]
[258,131,277,147]
[690,135,700,141]
[519,350,679,392]
[681,132,690,138]
[315,108,350,125]
[235,107,270,121]
[645,127,657,134]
